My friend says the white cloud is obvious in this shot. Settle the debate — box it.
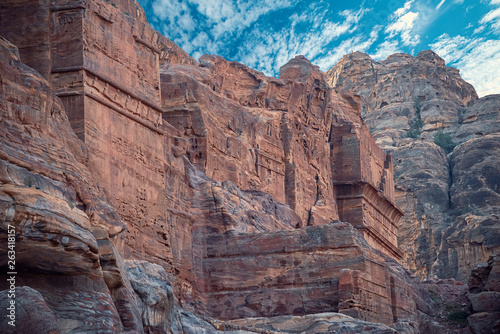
[178,13,195,32]
[430,34,500,97]
[189,0,293,39]
[371,40,402,60]
[385,1,421,46]
[480,6,500,33]
[436,0,446,11]
[394,0,414,17]
[233,6,370,76]
[474,26,486,34]
[429,34,476,63]
[149,0,296,60]
[313,28,380,71]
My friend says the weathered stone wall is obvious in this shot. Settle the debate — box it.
[160,55,403,260]
[157,54,407,322]
[0,35,144,333]
[467,254,500,333]
[332,123,403,259]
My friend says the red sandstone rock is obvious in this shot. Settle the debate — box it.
[0,0,197,274]
[0,4,416,331]
[158,53,414,323]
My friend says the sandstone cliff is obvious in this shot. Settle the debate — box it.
[0,35,140,333]
[327,51,500,282]
[0,32,429,334]
[0,0,496,333]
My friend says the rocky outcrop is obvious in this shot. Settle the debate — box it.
[0,287,59,334]
[159,54,412,322]
[125,260,176,333]
[466,254,500,334]
[0,34,239,334]
[0,23,419,333]
[455,94,500,142]
[326,51,477,148]
[224,313,398,333]
[390,141,451,277]
[327,51,500,282]
[0,0,197,275]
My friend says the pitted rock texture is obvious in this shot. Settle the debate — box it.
[327,50,500,282]
[157,53,419,323]
[0,35,243,334]
[0,0,197,274]
[162,54,343,225]
[0,28,418,333]
[161,54,402,260]
[224,312,398,334]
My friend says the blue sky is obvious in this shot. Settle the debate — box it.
[137,0,500,97]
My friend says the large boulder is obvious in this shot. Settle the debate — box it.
[0,286,59,334]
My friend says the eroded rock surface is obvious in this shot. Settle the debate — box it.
[466,254,500,334]
[327,51,477,148]
[0,35,136,332]
[327,51,500,282]
[224,313,398,334]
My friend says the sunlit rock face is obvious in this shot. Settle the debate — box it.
[327,51,478,150]
[327,50,500,282]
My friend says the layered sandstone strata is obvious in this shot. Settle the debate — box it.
[161,54,403,259]
[0,31,249,334]
[0,32,421,332]
[158,54,409,321]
